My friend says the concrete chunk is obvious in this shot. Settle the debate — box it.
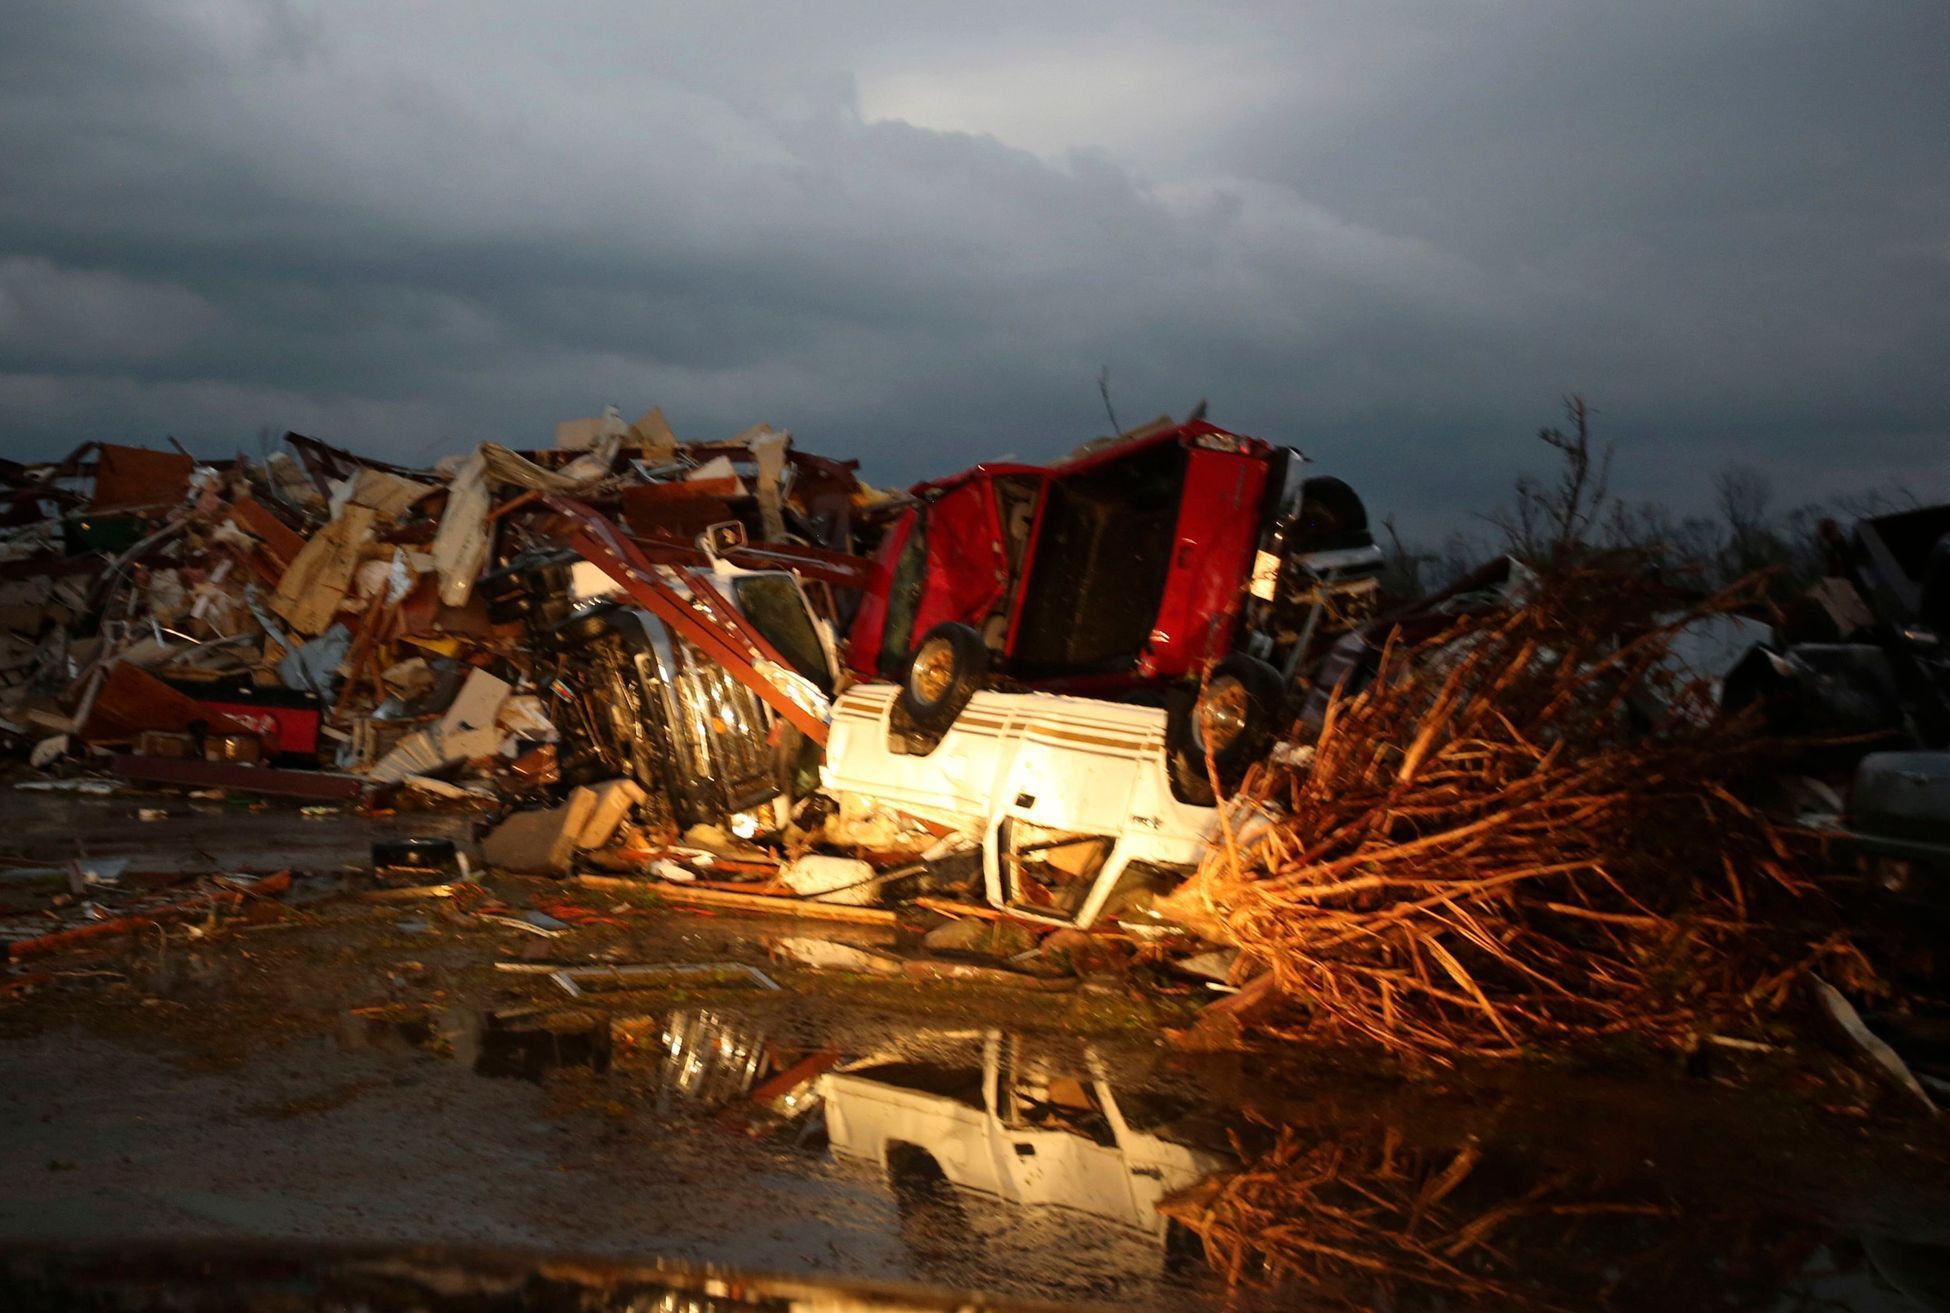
[575,778,647,850]
[481,791,600,875]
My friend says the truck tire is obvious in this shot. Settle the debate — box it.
[1293,475,1371,551]
[895,622,988,737]
[1171,653,1285,798]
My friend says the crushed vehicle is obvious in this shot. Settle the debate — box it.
[821,1029,1229,1253]
[846,419,1383,796]
[1846,751,1950,909]
[822,682,1249,930]
[483,540,839,833]
[1792,503,1950,908]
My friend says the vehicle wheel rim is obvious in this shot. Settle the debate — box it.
[910,638,956,704]
[1197,677,1250,752]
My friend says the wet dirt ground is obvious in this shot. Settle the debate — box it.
[4,789,1950,1312]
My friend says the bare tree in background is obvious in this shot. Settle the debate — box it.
[1713,464,1785,583]
[1380,397,1927,602]
[1603,498,1721,569]
[1485,395,1612,567]
[1376,514,1432,600]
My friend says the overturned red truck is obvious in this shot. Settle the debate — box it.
[844,420,1382,797]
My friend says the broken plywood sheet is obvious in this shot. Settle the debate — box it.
[271,502,376,635]
[555,405,627,451]
[346,467,434,521]
[629,406,678,460]
[748,427,790,542]
[685,454,747,496]
[80,663,251,743]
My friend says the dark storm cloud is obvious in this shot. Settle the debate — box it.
[0,0,1945,534]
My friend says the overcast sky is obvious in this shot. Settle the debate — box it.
[2,1,1945,536]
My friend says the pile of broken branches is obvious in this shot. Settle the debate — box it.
[1167,563,1875,1059]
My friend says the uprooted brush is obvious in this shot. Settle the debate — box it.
[1164,562,1876,1058]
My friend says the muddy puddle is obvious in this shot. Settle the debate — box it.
[0,1246,1086,1313]
[5,836,1948,1311]
[282,998,1950,1311]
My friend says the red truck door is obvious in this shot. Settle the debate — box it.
[845,477,1011,677]
[1138,447,1268,679]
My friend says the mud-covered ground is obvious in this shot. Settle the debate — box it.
[3,788,1950,1312]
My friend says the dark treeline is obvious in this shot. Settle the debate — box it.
[1380,397,1919,604]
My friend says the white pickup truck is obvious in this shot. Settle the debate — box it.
[821,682,1245,930]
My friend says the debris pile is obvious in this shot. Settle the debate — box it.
[0,419,886,841]
[1,409,1945,1093]
[1159,563,1879,1058]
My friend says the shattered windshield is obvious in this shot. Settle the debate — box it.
[731,574,833,695]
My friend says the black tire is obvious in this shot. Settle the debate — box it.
[1292,475,1371,552]
[895,622,988,735]
[1169,653,1285,798]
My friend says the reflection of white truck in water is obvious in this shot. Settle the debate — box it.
[819,1030,1228,1242]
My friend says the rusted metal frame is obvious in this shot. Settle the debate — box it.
[719,541,885,590]
[283,431,427,497]
[621,535,880,593]
[544,496,830,745]
[627,537,711,569]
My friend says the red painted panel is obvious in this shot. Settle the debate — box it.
[194,699,322,757]
[911,479,1008,641]
[1141,447,1268,677]
[844,510,913,676]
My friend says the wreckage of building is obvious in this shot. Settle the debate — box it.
[4,406,1949,1075]
[0,411,1390,929]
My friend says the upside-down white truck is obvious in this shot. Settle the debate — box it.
[821,682,1259,930]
